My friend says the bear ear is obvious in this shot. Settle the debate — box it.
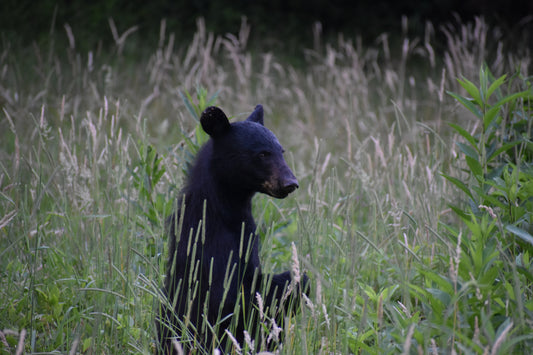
[246,104,264,125]
[200,106,231,138]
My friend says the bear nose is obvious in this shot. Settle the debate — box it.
[282,178,299,194]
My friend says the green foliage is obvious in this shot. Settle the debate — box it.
[130,143,171,226]
[179,88,218,159]
[446,66,533,247]
[435,65,533,352]
[179,88,219,123]
[2,16,533,355]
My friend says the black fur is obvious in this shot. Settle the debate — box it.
[157,105,307,354]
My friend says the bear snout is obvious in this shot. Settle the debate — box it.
[281,177,299,195]
[273,173,299,198]
[277,163,299,197]
[261,173,298,198]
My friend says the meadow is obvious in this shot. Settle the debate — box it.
[1,16,532,354]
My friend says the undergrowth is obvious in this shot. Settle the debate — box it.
[0,16,532,354]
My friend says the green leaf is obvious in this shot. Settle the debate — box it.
[207,90,220,107]
[487,141,522,163]
[419,269,454,295]
[447,91,483,118]
[426,288,452,306]
[378,284,399,302]
[506,225,533,247]
[359,282,377,300]
[195,123,209,146]
[458,76,482,105]
[494,90,533,111]
[478,264,500,286]
[465,155,483,177]
[499,334,533,354]
[180,90,200,121]
[450,204,473,223]
[478,191,506,210]
[448,123,478,151]
[457,142,479,160]
[483,104,501,130]
[517,265,533,284]
[82,337,92,352]
[486,74,507,100]
[519,180,533,200]
[441,173,474,200]
[494,317,513,341]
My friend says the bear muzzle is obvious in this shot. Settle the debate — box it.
[262,174,299,198]
[281,177,299,195]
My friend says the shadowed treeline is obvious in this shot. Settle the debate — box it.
[2,0,532,51]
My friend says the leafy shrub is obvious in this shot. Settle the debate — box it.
[431,66,533,353]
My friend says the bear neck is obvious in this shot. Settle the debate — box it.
[183,184,255,236]
[185,148,256,232]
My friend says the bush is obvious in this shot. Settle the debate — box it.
[431,66,533,353]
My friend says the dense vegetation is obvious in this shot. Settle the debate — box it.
[3,0,532,51]
[0,16,532,354]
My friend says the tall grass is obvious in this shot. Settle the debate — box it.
[0,16,531,354]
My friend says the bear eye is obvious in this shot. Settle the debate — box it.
[258,151,271,158]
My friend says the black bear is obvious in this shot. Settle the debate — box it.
[157,105,307,354]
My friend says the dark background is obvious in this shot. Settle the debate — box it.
[1,0,532,51]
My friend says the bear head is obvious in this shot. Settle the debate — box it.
[200,105,298,199]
